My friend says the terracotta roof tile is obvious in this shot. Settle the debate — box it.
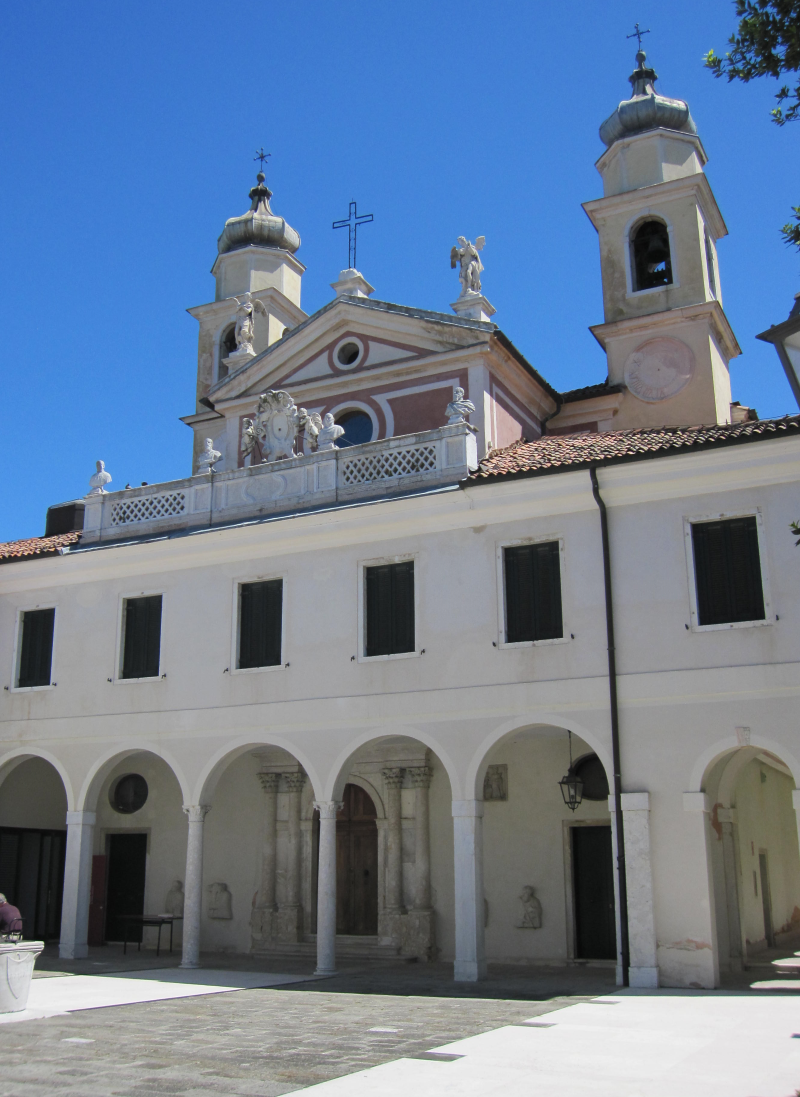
[472,416,800,480]
[0,530,81,563]
[560,379,622,403]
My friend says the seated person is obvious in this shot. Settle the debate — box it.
[0,893,22,935]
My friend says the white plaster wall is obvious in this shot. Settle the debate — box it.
[0,758,67,830]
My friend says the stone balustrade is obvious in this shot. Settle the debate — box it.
[81,423,477,544]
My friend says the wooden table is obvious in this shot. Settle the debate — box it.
[119,915,183,957]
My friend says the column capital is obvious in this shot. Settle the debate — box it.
[282,772,306,792]
[382,767,405,789]
[408,765,433,789]
[183,804,211,822]
[66,811,96,826]
[258,772,280,794]
[314,800,343,820]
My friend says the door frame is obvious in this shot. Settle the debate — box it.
[562,818,615,963]
[102,829,150,942]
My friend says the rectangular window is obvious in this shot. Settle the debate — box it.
[121,595,162,679]
[504,541,563,643]
[16,608,55,688]
[238,579,283,669]
[691,517,765,626]
[365,561,415,657]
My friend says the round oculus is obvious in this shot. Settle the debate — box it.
[333,338,364,369]
[623,337,695,403]
[110,773,148,814]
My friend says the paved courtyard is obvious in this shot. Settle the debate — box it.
[0,948,797,1096]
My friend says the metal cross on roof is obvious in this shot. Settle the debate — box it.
[626,23,650,50]
[333,200,373,271]
[254,148,271,175]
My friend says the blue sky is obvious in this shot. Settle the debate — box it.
[1,0,798,542]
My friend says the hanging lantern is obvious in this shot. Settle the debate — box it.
[558,730,584,812]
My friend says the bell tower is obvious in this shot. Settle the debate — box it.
[583,49,740,429]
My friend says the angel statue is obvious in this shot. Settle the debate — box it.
[445,387,476,425]
[450,236,485,296]
[87,460,112,496]
[299,409,324,455]
[232,291,268,357]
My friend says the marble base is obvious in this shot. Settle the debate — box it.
[404,909,437,961]
[273,905,304,943]
[450,293,496,323]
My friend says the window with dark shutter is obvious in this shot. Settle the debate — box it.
[121,595,163,679]
[238,579,283,669]
[365,561,415,657]
[691,517,765,626]
[504,542,563,643]
[17,608,55,688]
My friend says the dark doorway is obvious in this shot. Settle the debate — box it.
[105,833,147,942]
[0,827,66,940]
[336,784,378,935]
[572,825,616,960]
[759,851,775,947]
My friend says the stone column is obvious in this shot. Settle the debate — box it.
[276,771,305,941]
[406,766,435,960]
[719,808,743,971]
[793,791,800,875]
[383,768,405,914]
[452,799,486,981]
[680,792,719,989]
[252,773,279,946]
[181,804,210,969]
[315,800,340,975]
[618,793,658,988]
[59,810,96,960]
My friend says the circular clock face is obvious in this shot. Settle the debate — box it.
[624,337,695,403]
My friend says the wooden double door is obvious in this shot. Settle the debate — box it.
[336,784,378,935]
[571,825,617,960]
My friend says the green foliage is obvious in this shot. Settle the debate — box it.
[782,206,800,247]
[791,518,800,544]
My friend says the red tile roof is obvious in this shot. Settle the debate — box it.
[0,530,81,563]
[560,379,622,403]
[472,416,800,480]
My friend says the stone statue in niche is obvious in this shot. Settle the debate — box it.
[163,879,185,917]
[518,886,542,929]
[483,764,508,801]
[197,438,221,474]
[87,460,112,496]
[230,292,267,358]
[207,882,233,919]
[450,236,485,296]
[316,413,345,451]
[445,387,476,426]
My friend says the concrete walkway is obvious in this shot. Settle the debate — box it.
[293,989,800,1097]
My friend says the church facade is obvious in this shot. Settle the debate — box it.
[1,50,799,990]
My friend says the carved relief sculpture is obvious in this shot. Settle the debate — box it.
[241,390,305,463]
[230,291,267,358]
[316,413,345,450]
[87,460,112,496]
[445,387,476,425]
[163,879,185,917]
[517,885,543,928]
[483,764,508,801]
[450,236,485,296]
[207,882,233,919]
[197,438,221,474]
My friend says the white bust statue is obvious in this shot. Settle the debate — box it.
[316,413,345,450]
[163,878,185,917]
[445,387,476,425]
[197,438,221,474]
[87,460,112,496]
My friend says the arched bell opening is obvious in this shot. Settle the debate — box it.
[630,218,673,291]
[475,724,618,971]
[0,755,69,941]
[703,746,800,979]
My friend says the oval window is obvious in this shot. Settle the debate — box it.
[111,773,149,814]
[572,754,609,801]
[336,410,373,447]
[337,342,361,366]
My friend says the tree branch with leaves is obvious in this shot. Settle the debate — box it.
[705,1,800,247]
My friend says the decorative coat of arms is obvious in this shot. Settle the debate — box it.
[242,390,325,463]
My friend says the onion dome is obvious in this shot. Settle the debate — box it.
[217,172,301,255]
[599,50,697,148]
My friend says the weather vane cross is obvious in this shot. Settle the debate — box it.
[627,22,650,50]
[333,200,373,271]
[254,148,271,176]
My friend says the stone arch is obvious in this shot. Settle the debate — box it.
[322,725,459,801]
[195,736,322,805]
[344,772,386,819]
[0,747,74,811]
[79,742,191,812]
[466,714,612,801]
[690,733,800,797]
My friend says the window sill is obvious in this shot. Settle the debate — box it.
[689,617,772,633]
[8,683,54,694]
[626,281,679,299]
[113,675,164,684]
[358,650,420,664]
[499,635,570,649]
[231,663,285,676]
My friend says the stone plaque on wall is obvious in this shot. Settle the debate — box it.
[483,764,508,801]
